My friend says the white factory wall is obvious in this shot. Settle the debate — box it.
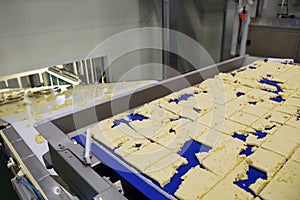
[0,0,163,81]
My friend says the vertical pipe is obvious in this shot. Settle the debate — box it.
[162,0,170,79]
[73,62,78,75]
[4,80,8,88]
[17,77,22,88]
[239,14,251,56]
[90,59,95,83]
[256,0,264,17]
[49,74,53,86]
[220,0,228,61]
[39,73,43,86]
[84,60,90,84]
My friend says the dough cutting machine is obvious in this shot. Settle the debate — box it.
[33,55,265,199]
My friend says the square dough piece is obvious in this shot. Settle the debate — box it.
[200,139,245,176]
[213,119,248,135]
[274,125,300,143]
[192,129,232,148]
[114,139,151,157]
[197,111,225,128]
[201,161,253,200]
[246,148,286,177]
[174,166,220,200]
[242,104,270,117]
[261,134,298,158]
[285,116,300,128]
[229,111,260,126]
[259,160,300,200]
[291,147,300,163]
[144,154,187,187]
[285,96,300,107]
[245,133,267,146]
[225,98,248,110]
[274,104,299,115]
[123,143,173,171]
[177,107,202,121]
[264,110,292,124]
[249,178,269,195]
[213,105,238,119]
[250,119,278,134]
[176,121,210,139]
[92,124,140,149]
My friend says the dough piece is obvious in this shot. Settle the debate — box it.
[195,152,209,163]
[35,133,45,144]
[167,117,191,130]
[246,148,286,177]
[144,154,187,187]
[129,119,151,131]
[226,98,248,110]
[245,133,267,146]
[34,116,44,121]
[201,139,244,176]
[264,110,291,124]
[93,124,141,149]
[176,121,209,139]
[230,111,259,126]
[175,166,220,200]
[115,139,151,157]
[123,143,173,171]
[249,178,270,195]
[259,160,300,200]
[261,134,298,158]
[197,111,224,128]
[242,104,270,117]
[213,105,238,119]
[250,119,278,134]
[274,104,298,115]
[246,89,269,100]
[285,116,300,129]
[213,119,247,135]
[160,101,182,114]
[274,125,300,143]
[177,107,201,121]
[155,131,190,152]
[134,103,178,122]
[136,122,169,140]
[256,99,276,109]
[21,117,28,121]
[193,130,232,148]
[202,162,253,200]
[291,147,300,163]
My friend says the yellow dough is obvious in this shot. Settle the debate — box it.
[144,154,187,187]
[290,147,300,163]
[259,160,300,200]
[175,166,220,200]
[114,139,150,157]
[87,60,300,198]
[263,110,292,124]
[261,134,298,158]
[230,111,260,126]
[249,178,269,195]
[246,148,286,177]
[213,119,247,135]
[200,139,244,176]
[274,125,300,143]
[202,161,253,200]
[35,133,45,144]
[123,143,173,171]
[242,104,270,117]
